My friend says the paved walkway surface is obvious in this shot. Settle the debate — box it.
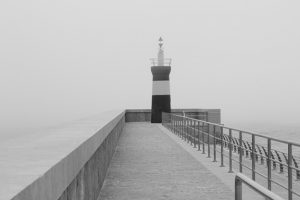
[98,122,232,200]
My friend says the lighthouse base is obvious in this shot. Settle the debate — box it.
[151,95,171,123]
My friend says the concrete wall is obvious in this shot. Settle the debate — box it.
[125,109,151,122]
[8,111,125,200]
[57,119,124,200]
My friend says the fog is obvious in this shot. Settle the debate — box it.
[1,0,300,136]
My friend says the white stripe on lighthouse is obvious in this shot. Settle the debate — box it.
[152,80,170,95]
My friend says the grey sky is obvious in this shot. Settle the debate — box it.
[1,0,300,135]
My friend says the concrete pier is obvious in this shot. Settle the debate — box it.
[0,109,221,200]
[98,122,232,200]
[2,109,297,200]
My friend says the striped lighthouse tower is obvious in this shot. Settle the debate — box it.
[150,37,172,123]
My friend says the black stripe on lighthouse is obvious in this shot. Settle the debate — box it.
[151,66,171,123]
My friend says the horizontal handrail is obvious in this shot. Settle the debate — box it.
[235,173,284,200]
[171,113,300,147]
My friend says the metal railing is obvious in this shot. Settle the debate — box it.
[162,112,300,200]
[235,173,284,200]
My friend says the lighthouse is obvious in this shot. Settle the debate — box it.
[150,37,172,123]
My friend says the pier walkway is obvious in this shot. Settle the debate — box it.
[98,122,232,200]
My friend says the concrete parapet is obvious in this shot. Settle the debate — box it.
[57,119,124,200]
[125,109,151,122]
[2,110,125,200]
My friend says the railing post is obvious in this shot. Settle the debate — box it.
[213,125,217,162]
[239,131,243,173]
[252,134,256,181]
[188,119,191,144]
[174,116,177,135]
[178,117,180,136]
[182,117,184,139]
[183,117,185,139]
[194,120,196,148]
[185,119,190,143]
[207,124,211,158]
[198,121,201,151]
[179,117,181,137]
[191,120,193,145]
[229,129,233,173]
[267,139,272,190]
[288,144,292,200]
[190,120,192,145]
[186,119,189,142]
[181,117,183,139]
[220,127,224,167]
[184,118,187,141]
[177,117,179,135]
[176,116,178,135]
[202,122,205,154]
[186,118,188,142]
[177,117,179,136]
[235,177,242,200]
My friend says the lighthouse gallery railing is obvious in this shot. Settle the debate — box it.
[162,112,300,200]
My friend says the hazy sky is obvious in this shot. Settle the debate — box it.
[1,0,300,135]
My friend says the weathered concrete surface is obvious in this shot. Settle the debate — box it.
[0,110,125,200]
[125,109,151,122]
[98,122,232,200]
[57,117,124,200]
